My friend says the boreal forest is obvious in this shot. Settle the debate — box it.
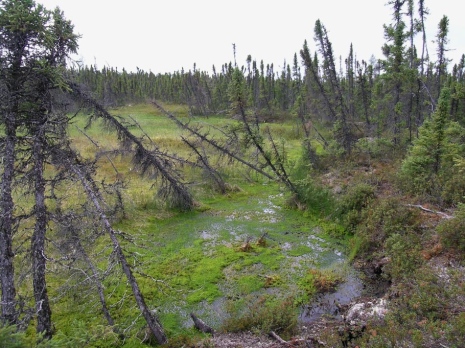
[1,0,465,347]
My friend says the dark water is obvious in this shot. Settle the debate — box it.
[299,271,363,322]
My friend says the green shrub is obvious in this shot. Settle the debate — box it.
[51,320,120,348]
[297,268,343,303]
[292,176,335,217]
[0,325,26,348]
[437,203,465,253]
[446,312,465,347]
[355,137,393,159]
[354,197,420,255]
[398,88,465,205]
[337,182,376,233]
[384,232,421,281]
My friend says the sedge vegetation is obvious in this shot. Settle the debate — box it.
[2,0,465,347]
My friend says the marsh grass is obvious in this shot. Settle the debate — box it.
[221,294,299,339]
[9,103,347,345]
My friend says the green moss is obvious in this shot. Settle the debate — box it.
[297,268,343,304]
[236,275,265,294]
[288,244,313,257]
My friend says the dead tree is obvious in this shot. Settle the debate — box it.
[151,100,275,182]
[69,83,194,211]
[52,209,116,329]
[181,136,227,194]
[190,313,215,335]
[59,150,168,345]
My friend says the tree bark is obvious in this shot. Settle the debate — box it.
[31,124,53,339]
[0,112,18,325]
[70,230,115,328]
[190,313,215,335]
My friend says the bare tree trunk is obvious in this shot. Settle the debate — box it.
[297,108,320,168]
[68,161,167,345]
[0,113,17,325]
[237,103,296,193]
[31,125,53,339]
[71,231,115,327]
[181,137,227,194]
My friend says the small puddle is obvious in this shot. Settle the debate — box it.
[299,270,363,322]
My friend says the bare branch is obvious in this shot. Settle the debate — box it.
[70,83,194,210]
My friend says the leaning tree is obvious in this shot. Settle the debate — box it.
[0,0,195,343]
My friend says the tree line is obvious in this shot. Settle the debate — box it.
[73,0,465,155]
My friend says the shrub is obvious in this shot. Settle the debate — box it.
[0,325,25,348]
[446,312,465,347]
[354,197,421,255]
[355,137,394,159]
[384,232,421,281]
[398,88,465,206]
[297,268,343,301]
[437,203,465,254]
[337,182,376,233]
[292,176,335,217]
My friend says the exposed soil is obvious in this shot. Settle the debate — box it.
[195,314,363,347]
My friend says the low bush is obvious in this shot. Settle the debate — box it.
[337,182,376,233]
[354,196,421,255]
[437,202,465,254]
[291,176,335,217]
[297,268,343,302]
[384,232,422,281]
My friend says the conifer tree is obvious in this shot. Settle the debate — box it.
[382,0,408,145]
[399,87,465,203]
[435,15,450,100]
[0,0,78,337]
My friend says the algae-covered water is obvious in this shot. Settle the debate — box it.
[136,183,362,330]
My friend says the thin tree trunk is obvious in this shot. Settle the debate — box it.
[0,113,18,325]
[238,104,296,193]
[71,231,115,327]
[31,124,53,339]
[68,162,167,345]
[181,137,227,194]
[151,100,275,181]
[70,84,194,211]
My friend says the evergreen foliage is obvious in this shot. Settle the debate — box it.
[399,87,465,203]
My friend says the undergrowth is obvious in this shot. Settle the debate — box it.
[221,294,299,340]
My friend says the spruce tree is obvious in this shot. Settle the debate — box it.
[399,87,465,203]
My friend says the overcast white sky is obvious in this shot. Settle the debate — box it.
[38,0,464,74]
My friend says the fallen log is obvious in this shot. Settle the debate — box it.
[269,331,316,346]
[190,313,215,335]
[269,330,288,344]
[406,204,453,219]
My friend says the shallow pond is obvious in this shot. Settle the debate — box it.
[149,184,362,329]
